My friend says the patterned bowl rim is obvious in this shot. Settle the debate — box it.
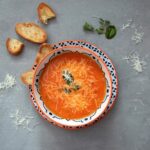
[29,40,118,129]
[32,46,112,127]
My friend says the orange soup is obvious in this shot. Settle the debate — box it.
[39,52,106,119]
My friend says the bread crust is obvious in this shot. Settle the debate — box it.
[21,44,53,85]
[15,22,47,43]
[21,70,34,85]
[37,2,56,24]
[6,38,24,55]
[35,43,53,64]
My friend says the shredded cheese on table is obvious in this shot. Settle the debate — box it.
[10,109,39,132]
[123,52,146,73]
[121,18,144,44]
[121,19,133,31]
[0,74,16,91]
[131,29,144,44]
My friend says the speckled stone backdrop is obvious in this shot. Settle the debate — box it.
[0,0,150,150]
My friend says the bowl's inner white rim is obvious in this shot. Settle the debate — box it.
[32,48,112,126]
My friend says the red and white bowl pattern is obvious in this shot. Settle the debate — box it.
[29,40,118,129]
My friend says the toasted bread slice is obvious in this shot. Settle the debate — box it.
[6,38,24,55]
[21,44,53,85]
[21,70,34,85]
[15,22,47,43]
[37,2,56,24]
[35,43,53,64]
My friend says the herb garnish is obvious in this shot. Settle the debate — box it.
[83,18,117,39]
[105,25,117,39]
[62,70,80,94]
[62,70,74,85]
[83,22,94,32]
[95,18,111,34]
[64,88,71,94]
[72,84,80,91]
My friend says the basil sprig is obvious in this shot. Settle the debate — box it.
[62,70,80,94]
[83,22,94,32]
[62,70,74,85]
[83,18,117,39]
[105,25,117,39]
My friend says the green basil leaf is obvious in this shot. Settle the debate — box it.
[105,25,117,39]
[104,20,111,27]
[64,88,71,94]
[95,28,104,34]
[72,84,80,91]
[99,18,105,25]
[83,22,94,31]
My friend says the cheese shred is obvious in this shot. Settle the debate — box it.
[121,18,144,44]
[39,52,106,119]
[0,74,16,91]
[123,52,146,73]
[10,109,35,132]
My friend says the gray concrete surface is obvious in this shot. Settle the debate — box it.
[0,0,150,150]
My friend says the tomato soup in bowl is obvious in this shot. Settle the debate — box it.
[32,47,112,129]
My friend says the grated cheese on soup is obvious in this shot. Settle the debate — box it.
[39,52,106,119]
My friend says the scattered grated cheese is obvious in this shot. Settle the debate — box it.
[123,52,146,73]
[0,74,16,91]
[131,29,144,44]
[121,18,144,44]
[121,19,133,31]
[133,99,145,106]
[10,109,37,132]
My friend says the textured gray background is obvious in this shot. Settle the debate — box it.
[0,0,150,150]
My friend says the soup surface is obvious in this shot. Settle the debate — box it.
[39,52,106,119]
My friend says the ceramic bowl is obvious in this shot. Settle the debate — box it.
[31,44,113,129]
